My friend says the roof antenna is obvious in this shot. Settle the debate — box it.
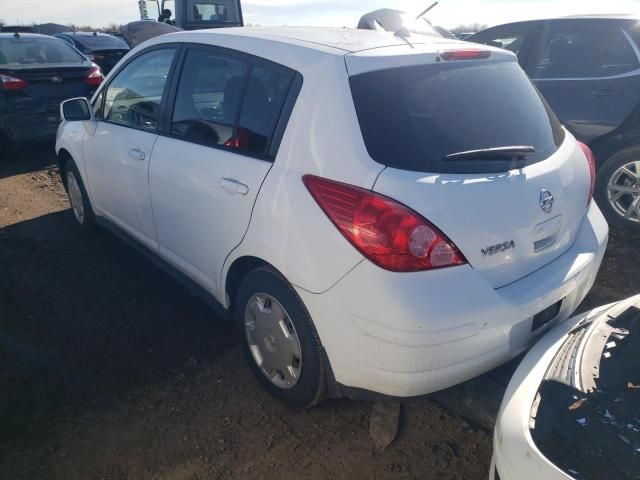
[416,1,439,20]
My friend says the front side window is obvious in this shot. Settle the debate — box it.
[531,21,640,79]
[104,48,176,131]
[171,49,248,148]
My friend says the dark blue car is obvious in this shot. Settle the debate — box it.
[470,15,640,231]
[0,33,103,153]
[53,31,130,74]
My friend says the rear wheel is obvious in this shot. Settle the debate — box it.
[596,148,640,232]
[64,160,96,233]
[234,266,326,409]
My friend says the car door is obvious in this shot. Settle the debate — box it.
[468,21,543,69]
[149,46,296,297]
[83,46,178,249]
[527,19,640,143]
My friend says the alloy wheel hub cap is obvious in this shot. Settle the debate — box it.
[607,161,640,223]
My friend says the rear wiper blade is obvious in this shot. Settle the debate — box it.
[444,146,536,161]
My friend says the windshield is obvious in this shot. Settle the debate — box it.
[0,37,86,67]
[349,60,565,174]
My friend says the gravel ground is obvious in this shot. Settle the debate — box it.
[1,145,638,480]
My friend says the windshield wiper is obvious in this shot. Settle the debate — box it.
[444,146,536,161]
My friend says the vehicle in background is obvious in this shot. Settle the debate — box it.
[54,32,130,74]
[490,294,640,480]
[454,32,475,40]
[0,25,36,34]
[469,15,640,231]
[138,0,243,30]
[56,27,607,409]
[0,33,103,153]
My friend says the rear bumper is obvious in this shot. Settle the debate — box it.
[296,202,609,398]
[0,112,60,143]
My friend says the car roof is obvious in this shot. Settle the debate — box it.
[563,13,640,20]
[171,26,453,54]
[57,31,116,37]
[0,32,56,39]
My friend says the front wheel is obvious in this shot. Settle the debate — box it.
[64,160,96,233]
[595,148,640,232]
[234,266,326,409]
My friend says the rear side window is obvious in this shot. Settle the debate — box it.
[236,66,293,156]
[171,49,248,148]
[531,22,640,79]
[0,37,85,66]
[171,47,294,158]
[349,61,565,174]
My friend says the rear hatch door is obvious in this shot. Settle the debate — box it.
[347,46,592,288]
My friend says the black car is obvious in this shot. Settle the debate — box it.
[0,33,103,152]
[53,31,130,74]
[469,15,640,231]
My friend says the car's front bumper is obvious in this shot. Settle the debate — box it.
[491,294,640,480]
[296,201,609,398]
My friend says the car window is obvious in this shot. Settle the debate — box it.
[92,90,104,119]
[104,48,176,131]
[235,65,293,157]
[470,25,531,58]
[73,35,129,51]
[531,22,640,79]
[350,61,565,174]
[0,37,86,66]
[171,49,248,148]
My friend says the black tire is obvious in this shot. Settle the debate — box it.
[234,266,326,409]
[595,147,640,232]
[63,159,96,234]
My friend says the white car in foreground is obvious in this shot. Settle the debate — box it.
[56,27,608,408]
[491,294,640,480]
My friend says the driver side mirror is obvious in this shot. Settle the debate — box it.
[60,97,93,122]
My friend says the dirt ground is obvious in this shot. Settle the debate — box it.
[1,145,638,480]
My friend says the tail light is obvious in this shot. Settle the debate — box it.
[84,66,104,86]
[303,175,467,272]
[579,142,596,205]
[440,49,491,61]
[0,73,27,91]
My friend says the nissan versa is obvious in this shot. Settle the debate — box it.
[55,28,608,408]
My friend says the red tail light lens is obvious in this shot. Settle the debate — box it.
[0,73,27,91]
[579,142,596,205]
[85,66,104,86]
[303,175,467,272]
[440,49,491,61]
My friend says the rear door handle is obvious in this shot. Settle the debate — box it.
[591,88,623,97]
[220,178,249,196]
[128,148,146,161]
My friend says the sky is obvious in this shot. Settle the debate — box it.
[1,0,639,29]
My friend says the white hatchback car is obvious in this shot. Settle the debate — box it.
[56,27,608,408]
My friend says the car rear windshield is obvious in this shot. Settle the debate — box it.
[74,35,129,51]
[349,60,566,174]
[0,37,86,67]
